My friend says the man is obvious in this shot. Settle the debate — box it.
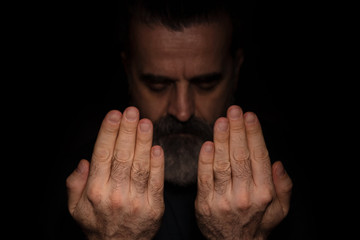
[65,1,293,239]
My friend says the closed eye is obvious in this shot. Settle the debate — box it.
[140,74,174,92]
[190,73,223,91]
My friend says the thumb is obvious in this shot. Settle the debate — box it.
[66,159,89,215]
[272,161,293,216]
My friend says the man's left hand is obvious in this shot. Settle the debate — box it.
[195,105,293,240]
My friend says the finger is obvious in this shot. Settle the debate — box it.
[148,146,165,207]
[111,106,139,190]
[213,117,231,195]
[244,112,273,187]
[197,141,215,201]
[272,161,293,216]
[66,159,90,215]
[131,118,153,194]
[89,110,121,185]
[227,105,252,189]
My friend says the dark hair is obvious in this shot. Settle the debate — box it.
[118,0,250,55]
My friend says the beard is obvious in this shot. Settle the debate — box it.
[153,115,213,186]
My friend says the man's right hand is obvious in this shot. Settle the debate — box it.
[66,107,165,240]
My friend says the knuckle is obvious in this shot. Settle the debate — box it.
[199,154,213,165]
[108,193,125,209]
[149,179,164,196]
[213,162,231,194]
[246,123,260,134]
[232,148,250,162]
[215,137,228,144]
[213,163,231,188]
[283,177,294,193]
[217,198,232,214]
[150,206,165,220]
[197,175,213,198]
[113,150,132,163]
[254,147,270,162]
[236,195,251,211]
[132,161,149,178]
[136,134,152,146]
[92,148,111,162]
[215,145,225,154]
[198,174,213,189]
[257,189,273,207]
[86,186,103,206]
[286,180,294,193]
[230,123,245,133]
[196,201,212,217]
[129,199,143,215]
[102,123,119,134]
[213,161,231,174]
[120,125,136,136]
[65,175,75,189]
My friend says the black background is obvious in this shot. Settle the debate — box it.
[7,0,344,238]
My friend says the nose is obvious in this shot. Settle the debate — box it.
[167,82,194,122]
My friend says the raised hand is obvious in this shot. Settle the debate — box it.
[66,107,165,240]
[195,105,293,240]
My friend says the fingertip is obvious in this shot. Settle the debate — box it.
[67,159,89,188]
[201,141,214,153]
[124,106,139,122]
[138,118,153,133]
[274,161,286,177]
[152,145,163,158]
[227,105,243,120]
[272,161,293,193]
[214,117,229,132]
[150,146,164,169]
[106,110,122,124]
[76,159,90,175]
[244,112,257,124]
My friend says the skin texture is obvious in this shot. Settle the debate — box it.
[122,17,241,124]
[195,106,293,239]
[66,19,293,240]
[66,108,165,240]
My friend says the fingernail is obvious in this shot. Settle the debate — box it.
[152,147,162,157]
[107,111,121,123]
[139,121,151,132]
[276,162,286,177]
[204,143,213,153]
[229,107,241,119]
[217,119,229,131]
[125,107,138,121]
[245,112,256,123]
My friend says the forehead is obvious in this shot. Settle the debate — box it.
[128,19,233,75]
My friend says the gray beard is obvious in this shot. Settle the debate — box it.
[153,115,213,186]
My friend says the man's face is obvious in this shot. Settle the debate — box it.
[122,18,243,185]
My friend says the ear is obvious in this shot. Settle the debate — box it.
[233,48,244,90]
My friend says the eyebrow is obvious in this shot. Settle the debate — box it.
[139,72,223,83]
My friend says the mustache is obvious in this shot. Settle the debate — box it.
[153,115,213,141]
